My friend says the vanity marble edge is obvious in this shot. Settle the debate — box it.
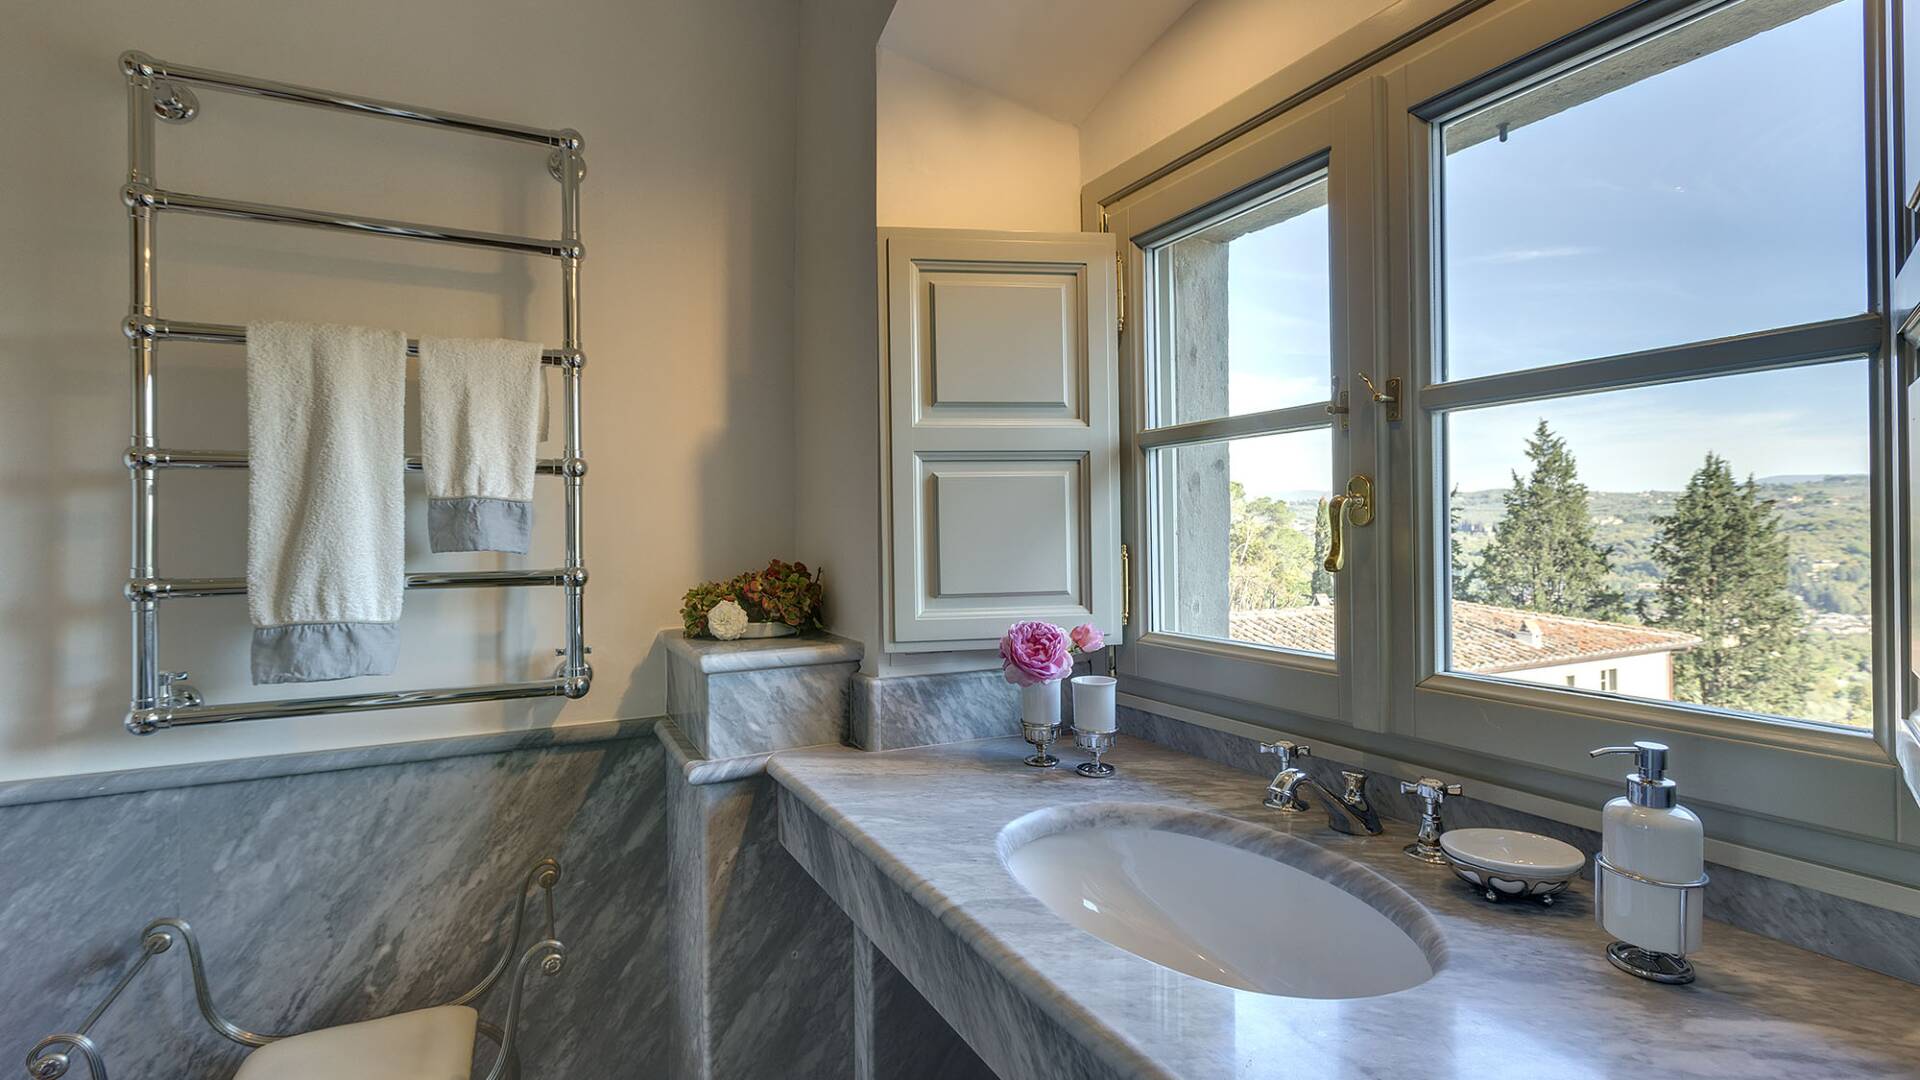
[768,736,1920,1079]
[656,717,779,785]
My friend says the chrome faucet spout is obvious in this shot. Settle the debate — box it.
[1269,768,1384,836]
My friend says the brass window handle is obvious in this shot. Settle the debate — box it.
[1322,474,1374,573]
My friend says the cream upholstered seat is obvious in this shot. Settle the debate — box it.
[28,858,563,1080]
[233,1005,478,1080]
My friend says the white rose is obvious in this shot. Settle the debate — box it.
[708,599,750,640]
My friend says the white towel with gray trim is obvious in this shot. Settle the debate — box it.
[246,321,407,684]
[418,337,545,553]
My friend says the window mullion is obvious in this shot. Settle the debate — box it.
[1421,313,1885,413]
[1137,403,1337,449]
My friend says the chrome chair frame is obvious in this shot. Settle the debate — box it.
[25,857,565,1080]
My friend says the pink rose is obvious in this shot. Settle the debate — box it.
[1070,623,1104,653]
[999,620,1071,686]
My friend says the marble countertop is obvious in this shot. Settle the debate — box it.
[769,736,1920,1079]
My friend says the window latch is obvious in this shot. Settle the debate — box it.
[1323,474,1375,573]
[1357,372,1402,422]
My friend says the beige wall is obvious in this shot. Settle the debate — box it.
[1078,0,1398,185]
[796,0,896,677]
[0,0,802,780]
[876,49,1080,232]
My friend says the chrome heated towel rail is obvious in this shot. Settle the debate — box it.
[120,51,591,733]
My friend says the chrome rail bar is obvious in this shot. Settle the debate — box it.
[131,678,574,733]
[120,51,592,734]
[125,447,574,474]
[556,130,589,688]
[127,55,161,726]
[122,51,581,149]
[129,568,580,601]
[126,317,585,367]
[124,184,577,259]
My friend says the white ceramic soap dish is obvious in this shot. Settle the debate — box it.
[1439,828,1586,905]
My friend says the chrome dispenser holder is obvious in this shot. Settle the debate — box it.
[1592,854,1709,984]
[1074,730,1116,778]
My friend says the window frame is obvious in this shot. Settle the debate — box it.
[1107,0,1920,855]
[1113,91,1389,731]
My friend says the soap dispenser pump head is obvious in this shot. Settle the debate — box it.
[1590,741,1677,809]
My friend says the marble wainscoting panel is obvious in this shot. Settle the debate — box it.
[848,670,1022,751]
[659,721,853,1080]
[0,725,668,1078]
[663,630,861,759]
[852,927,996,1080]
[1116,704,1920,986]
[779,785,1121,1080]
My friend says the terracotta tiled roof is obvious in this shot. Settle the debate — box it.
[1227,602,1699,673]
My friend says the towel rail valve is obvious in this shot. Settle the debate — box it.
[159,671,202,710]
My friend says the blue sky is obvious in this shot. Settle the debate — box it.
[1220,0,1868,498]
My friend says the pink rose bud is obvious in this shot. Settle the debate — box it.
[1070,624,1105,653]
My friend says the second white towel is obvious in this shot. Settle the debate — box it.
[418,337,546,553]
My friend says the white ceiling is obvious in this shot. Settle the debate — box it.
[879,0,1201,125]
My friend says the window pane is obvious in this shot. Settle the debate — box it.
[1152,428,1335,653]
[1444,362,1872,730]
[1438,0,1866,381]
[1152,175,1331,425]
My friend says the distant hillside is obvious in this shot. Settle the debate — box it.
[1446,474,1871,620]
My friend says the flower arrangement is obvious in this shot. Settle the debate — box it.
[681,559,825,638]
[999,620,1105,687]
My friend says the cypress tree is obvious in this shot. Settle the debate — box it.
[1650,453,1808,715]
[1469,420,1622,618]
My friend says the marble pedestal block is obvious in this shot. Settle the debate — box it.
[663,630,863,758]
[660,721,854,1079]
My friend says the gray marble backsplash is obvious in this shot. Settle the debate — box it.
[1118,704,1920,986]
[0,723,668,1078]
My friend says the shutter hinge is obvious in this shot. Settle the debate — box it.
[1120,542,1132,627]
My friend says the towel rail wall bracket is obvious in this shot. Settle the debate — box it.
[121,51,592,734]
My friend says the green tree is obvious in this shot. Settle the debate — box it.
[1468,420,1622,618]
[1649,453,1808,715]
[1448,483,1470,599]
[1310,497,1334,599]
[1228,481,1312,610]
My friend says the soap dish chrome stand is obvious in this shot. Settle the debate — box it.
[1021,720,1061,768]
[1593,854,1709,984]
[1074,729,1116,778]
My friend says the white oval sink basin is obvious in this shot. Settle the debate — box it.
[1001,809,1440,999]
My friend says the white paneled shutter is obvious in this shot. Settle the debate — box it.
[881,229,1122,651]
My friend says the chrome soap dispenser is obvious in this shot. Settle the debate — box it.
[1589,741,1707,984]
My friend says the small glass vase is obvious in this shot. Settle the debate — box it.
[1019,679,1063,767]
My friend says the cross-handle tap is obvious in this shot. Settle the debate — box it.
[1259,741,1312,812]
[1400,776,1463,864]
